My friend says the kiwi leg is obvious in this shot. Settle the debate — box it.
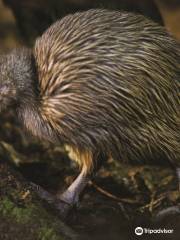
[57,168,89,206]
[30,168,89,219]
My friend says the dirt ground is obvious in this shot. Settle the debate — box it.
[0,1,180,240]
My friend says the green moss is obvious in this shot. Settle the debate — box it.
[0,197,66,240]
[0,197,35,223]
[38,227,63,240]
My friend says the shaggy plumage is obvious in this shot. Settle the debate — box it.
[0,9,179,175]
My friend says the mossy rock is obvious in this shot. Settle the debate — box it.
[0,159,78,240]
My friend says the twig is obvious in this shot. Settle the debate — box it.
[89,180,139,204]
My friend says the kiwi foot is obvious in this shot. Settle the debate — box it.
[30,168,89,219]
[30,182,74,219]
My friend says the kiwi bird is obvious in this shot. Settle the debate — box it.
[0,9,179,217]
